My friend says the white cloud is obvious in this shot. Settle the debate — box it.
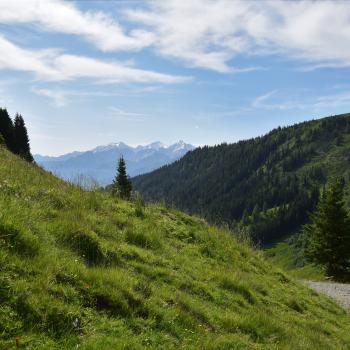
[222,89,350,117]
[0,35,189,83]
[250,90,308,111]
[54,54,187,83]
[108,106,148,121]
[32,88,67,107]
[1,0,350,75]
[0,0,154,51]
[251,90,350,112]
[32,85,166,107]
[251,91,278,108]
[126,0,350,72]
[0,35,59,79]
[314,92,350,109]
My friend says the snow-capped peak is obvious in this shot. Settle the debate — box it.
[92,142,129,153]
[167,140,193,153]
[146,141,166,150]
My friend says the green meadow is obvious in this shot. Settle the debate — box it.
[1,146,350,349]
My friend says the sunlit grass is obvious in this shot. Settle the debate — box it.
[0,147,349,349]
[265,240,325,281]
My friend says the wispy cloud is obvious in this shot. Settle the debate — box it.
[251,91,278,108]
[108,106,148,121]
[252,90,350,112]
[126,0,350,72]
[32,88,67,107]
[0,0,154,51]
[298,62,350,72]
[32,85,166,107]
[220,89,350,118]
[313,92,350,109]
[0,35,190,83]
[250,90,309,111]
[1,0,350,75]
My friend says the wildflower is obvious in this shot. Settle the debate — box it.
[72,317,80,329]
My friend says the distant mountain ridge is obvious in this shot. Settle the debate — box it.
[35,141,194,185]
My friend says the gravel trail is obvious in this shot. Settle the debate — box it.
[305,281,350,311]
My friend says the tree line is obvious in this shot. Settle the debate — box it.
[0,108,33,162]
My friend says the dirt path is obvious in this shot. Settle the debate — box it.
[304,281,350,311]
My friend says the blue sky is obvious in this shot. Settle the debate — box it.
[1,0,350,155]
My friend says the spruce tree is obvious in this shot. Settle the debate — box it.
[112,157,132,199]
[13,114,34,162]
[303,179,350,280]
[0,108,15,151]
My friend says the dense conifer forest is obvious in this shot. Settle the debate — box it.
[133,113,350,243]
[0,108,33,162]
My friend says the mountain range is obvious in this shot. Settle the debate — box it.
[34,141,194,186]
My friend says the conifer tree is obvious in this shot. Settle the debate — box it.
[13,114,33,162]
[0,108,15,151]
[303,179,350,280]
[112,157,132,199]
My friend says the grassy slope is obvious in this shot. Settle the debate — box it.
[265,241,324,281]
[1,147,350,350]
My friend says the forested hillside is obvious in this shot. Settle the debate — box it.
[133,113,350,243]
[1,143,350,349]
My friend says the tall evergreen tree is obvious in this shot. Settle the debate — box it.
[0,108,15,151]
[112,157,132,199]
[303,179,350,280]
[13,114,33,162]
